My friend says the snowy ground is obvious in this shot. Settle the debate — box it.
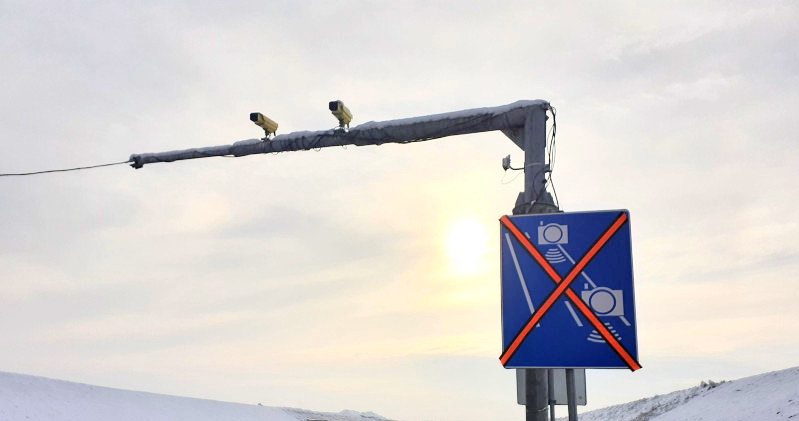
[568,366,799,421]
[0,366,797,421]
[0,371,393,421]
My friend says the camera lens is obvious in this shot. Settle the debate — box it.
[542,224,564,243]
[587,289,617,315]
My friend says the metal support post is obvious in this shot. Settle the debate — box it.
[515,106,556,421]
[566,368,578,421]
[514,106,555,215]
[524,368,549,421]
[548,369,556,421]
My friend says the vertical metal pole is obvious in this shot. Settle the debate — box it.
[523,368,549,421]
[514,105,555,215]
[516,105,554,421]
[566,368,578,421]
[547,369,556,421]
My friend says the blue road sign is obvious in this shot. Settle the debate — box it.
[499,210,640,370]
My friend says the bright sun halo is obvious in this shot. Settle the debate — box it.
[445,218,490,276]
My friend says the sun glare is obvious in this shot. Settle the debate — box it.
[445,218,490,277]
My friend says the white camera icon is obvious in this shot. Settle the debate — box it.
[581,287,624,317]
[538,223,569,245]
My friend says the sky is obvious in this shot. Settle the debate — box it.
[1,1,798,420]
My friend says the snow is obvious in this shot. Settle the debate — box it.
[653,369,799,421]
[284,408,392,421]
[353,99,547,130]
[568,366,799,421]
[0,371,392,421]
[1,366,797,421]
[232,138,264,147]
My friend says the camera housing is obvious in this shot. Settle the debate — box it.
[537,223,569,245]
[329,100,352,128]
[249,112,278,137]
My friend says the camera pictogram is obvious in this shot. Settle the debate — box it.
[537,223,569,245]
[581,287,624,317]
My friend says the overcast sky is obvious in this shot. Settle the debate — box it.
[1,1,797,420]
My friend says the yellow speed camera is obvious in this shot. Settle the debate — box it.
[328,100,352,128]
[249,112,278,137]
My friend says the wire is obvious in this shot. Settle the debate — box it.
[546,170,560,208]
[0,160,132,177]
[506,161,545,171]
[501,168,525,184]
[545,105,559,208]
[546,105,557,173]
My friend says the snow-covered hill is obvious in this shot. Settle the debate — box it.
[0,371,393,421]
[0,367,797,421]
[569,366,799,421]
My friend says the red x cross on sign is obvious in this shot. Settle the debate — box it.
[499,212,641,371]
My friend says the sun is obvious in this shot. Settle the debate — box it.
[445,218,491,277]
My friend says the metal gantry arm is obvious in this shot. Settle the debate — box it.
[130,100,549,168]
[130,99,554,213]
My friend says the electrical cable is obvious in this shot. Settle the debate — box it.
[501,168,525,184]
[546,171,560,209]
[547,106,557,173]
[545,105,559,208]
[0,160,132,177]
